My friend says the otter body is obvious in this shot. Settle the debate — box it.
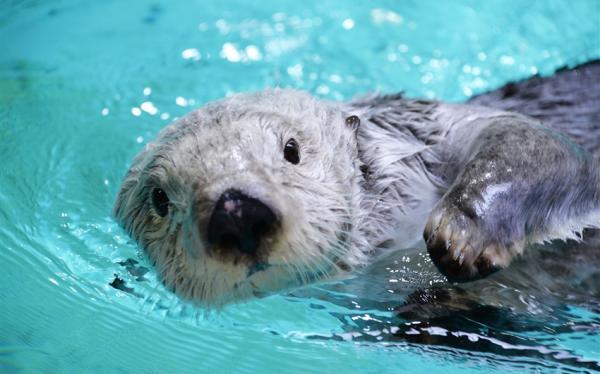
[348,95,599,281]
[114,63,600,306]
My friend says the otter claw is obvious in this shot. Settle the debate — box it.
[424,204,518,282]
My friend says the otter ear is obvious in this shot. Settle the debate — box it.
[344,115,361,130]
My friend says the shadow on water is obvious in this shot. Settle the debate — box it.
[292,230,600,371]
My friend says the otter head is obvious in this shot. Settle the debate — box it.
[113,89,367,307]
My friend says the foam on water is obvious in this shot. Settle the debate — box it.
[1,0,599,372]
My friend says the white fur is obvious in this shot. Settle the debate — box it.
[114,89,599,306]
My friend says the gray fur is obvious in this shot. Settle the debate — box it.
[114,63,600,306]
[469,60,600,155]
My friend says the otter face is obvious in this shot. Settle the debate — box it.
[114,89,366,307]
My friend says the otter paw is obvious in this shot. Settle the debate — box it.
[423,204,522,282]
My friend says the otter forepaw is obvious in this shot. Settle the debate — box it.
[424,204,523,282]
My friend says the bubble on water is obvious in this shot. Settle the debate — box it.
[329,74,342,83]
[221,43,241,62]
[215,19,229,34]
[500,55,515,65]
[175,96,188,106]
[101,108,109,116]
[136,136,144,143]
[371,9,403,24]
[316,84,330,95]
[131,107,142,116]
[342,19,355,30]
[140,101,158,115]
[143,87,152,96]
[287,64,303,78]
[245,45,262,61]
[181,48,201,61]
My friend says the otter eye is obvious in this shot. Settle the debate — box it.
[284,138,300,165]
[151,188,170,217]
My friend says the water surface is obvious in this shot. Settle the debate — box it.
[1,0,599,372]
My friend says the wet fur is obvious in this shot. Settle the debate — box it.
[114,61,600,306]
[347,90,598,279]
[114,91,369,306]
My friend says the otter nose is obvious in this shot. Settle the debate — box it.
[206,189,278,256]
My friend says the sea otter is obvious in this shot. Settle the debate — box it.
[113,62,600,307]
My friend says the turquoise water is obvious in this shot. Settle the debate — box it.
[1,0,600,372]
